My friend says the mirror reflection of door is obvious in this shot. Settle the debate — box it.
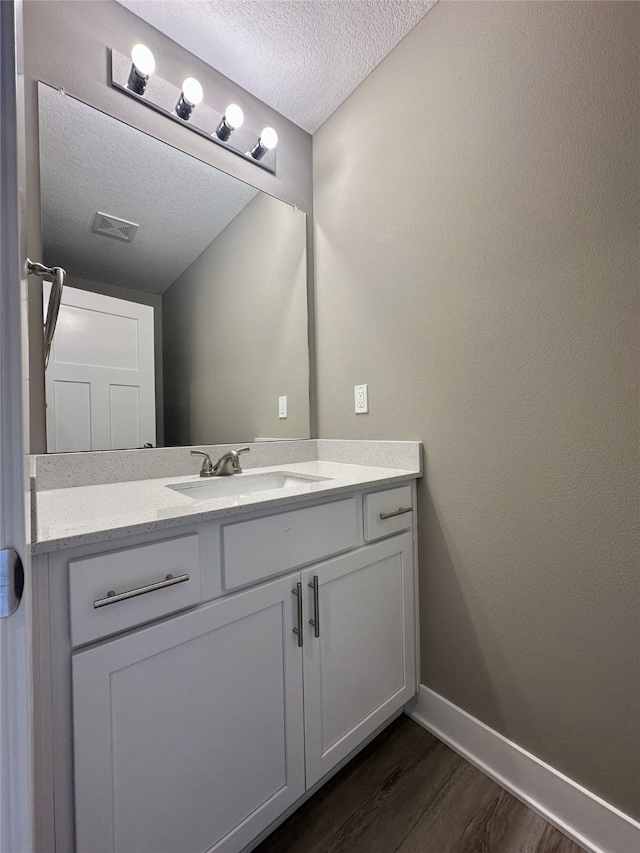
[44,283,156,451]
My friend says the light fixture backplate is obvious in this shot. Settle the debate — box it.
[109,49,276,175]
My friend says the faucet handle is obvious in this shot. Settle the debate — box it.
[232,447,250,473]
[191,449,215,477]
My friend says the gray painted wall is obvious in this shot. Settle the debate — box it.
[23,0,314,452]
[313,1,639,818]
[163,192,309,445]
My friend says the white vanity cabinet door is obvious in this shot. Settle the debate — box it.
[72,573,305,853]
[301,533,416,788]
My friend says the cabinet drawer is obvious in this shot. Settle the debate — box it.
[69,534,200,647]
[364,485,414,541]
[222,498,359,591]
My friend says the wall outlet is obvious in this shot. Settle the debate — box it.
[278,396,288,418]
[354,384,368,414]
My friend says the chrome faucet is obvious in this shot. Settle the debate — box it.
[191,447,250,476]
[212,446,250,476]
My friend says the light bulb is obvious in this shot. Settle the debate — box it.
[215,104,245,142]
[225,104,244,130]
[181,77,203,107]
[131,43,155,77]
[175,77,203,120]
[260,127,278,150]
[249,126,279,161]
[127,44,155,95]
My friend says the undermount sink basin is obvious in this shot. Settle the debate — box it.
[167,471,331,501]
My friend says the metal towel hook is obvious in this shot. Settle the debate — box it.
[27,259,66,369]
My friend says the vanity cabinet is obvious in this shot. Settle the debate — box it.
[36,483,418,852]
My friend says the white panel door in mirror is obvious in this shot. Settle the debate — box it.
[44,284,155,451]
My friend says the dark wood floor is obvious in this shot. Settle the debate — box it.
[255,715,587,853]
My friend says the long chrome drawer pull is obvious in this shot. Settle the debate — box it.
[292,583,303,647]
[379,506,413,520]
[308,576,320,638]
[93,573,190,609]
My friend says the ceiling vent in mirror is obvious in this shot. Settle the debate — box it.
[92,212,139,242]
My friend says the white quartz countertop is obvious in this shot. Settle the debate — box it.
[32,460,421,554]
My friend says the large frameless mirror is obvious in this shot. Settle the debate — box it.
[38,83,310,452]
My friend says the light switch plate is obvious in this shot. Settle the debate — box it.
[278,396,288,418]
[354,384,368,414]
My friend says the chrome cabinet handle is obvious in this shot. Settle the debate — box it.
[379,506,413,520]
[308,575,320,638]
[93,572,189,608]
[292,582,303,647]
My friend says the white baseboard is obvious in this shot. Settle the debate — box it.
[405,685,639,853]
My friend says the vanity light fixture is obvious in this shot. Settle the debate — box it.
[250,127,278,161]
[214,103,244,142]
[127,44,155,95]
[109,47,277,173]
[175,77,203,121]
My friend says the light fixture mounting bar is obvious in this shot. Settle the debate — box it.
[109,49,276,175]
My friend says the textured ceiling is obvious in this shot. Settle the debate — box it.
[117,0,436,133]
[39,85,259,294]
